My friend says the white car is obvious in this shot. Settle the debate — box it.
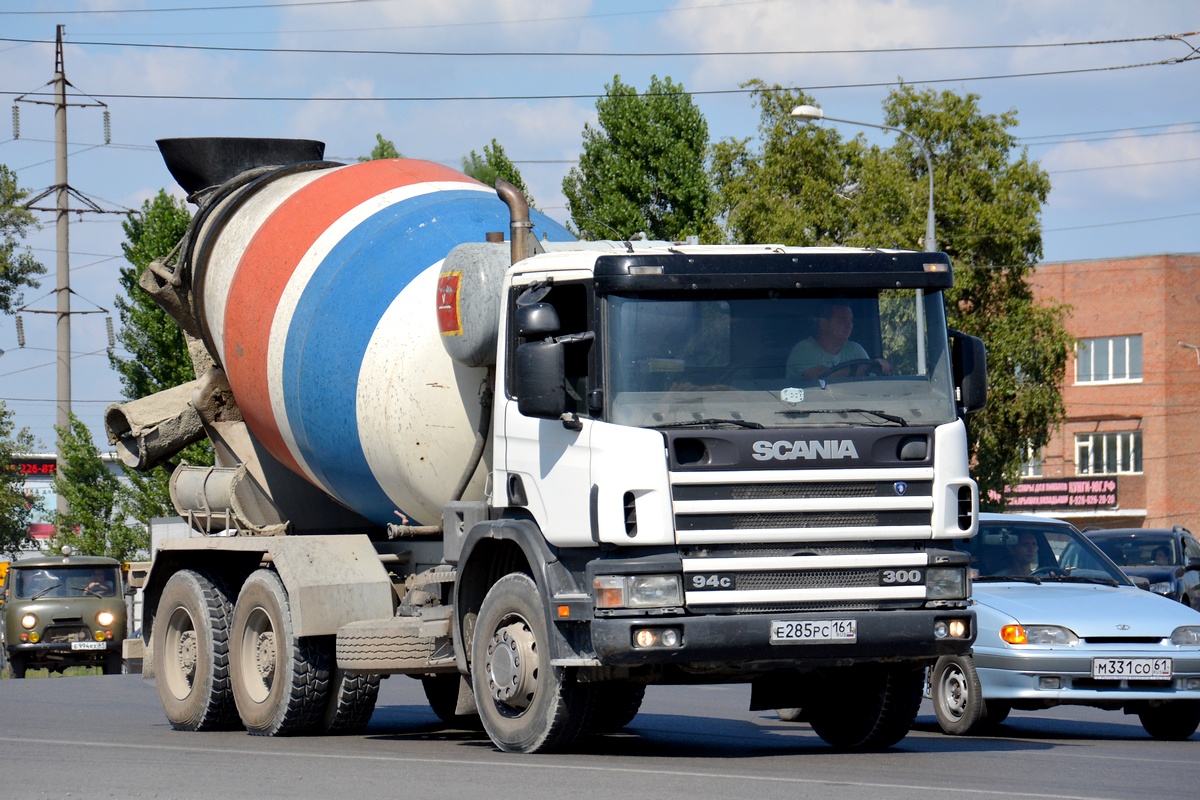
[931,513,1200,739]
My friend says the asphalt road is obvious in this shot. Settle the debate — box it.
[0,673,1194,800]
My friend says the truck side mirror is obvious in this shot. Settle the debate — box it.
[515,340,567,419]
[950,330,987,415]
[515,302,560,338]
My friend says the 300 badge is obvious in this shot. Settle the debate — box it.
[880,569,924,586]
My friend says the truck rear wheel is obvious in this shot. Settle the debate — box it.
[321,666,380,733]
[806,663,924,749]
[154,569,239,730]
[471,573,592,753]
[229,569,330,736]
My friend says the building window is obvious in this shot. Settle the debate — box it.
[1075,431,1142,475]
[1075,335,1142,383]
[1020,445,1043,478]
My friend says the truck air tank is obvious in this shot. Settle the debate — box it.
[181,151,574,527]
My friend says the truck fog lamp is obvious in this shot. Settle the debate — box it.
[925,568,966,599]
[21,613,37,629]
[1170,626,1200,646]
[934,621,948,639]
[661,629,680,647]
[948,619,967,638]
[635,629,659,648]
[97,611,115,627]
[633,627,681,649]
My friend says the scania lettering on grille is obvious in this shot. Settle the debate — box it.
[752,439,860,461]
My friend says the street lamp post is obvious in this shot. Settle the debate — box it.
[791,104,937,253]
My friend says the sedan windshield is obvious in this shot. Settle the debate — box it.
[605,289,957,429]
[962,521,1131,585]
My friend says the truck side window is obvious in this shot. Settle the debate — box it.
[512,281,594,416]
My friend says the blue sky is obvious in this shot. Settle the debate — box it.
[0,0,1197,450]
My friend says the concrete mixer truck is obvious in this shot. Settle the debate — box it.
[110,137,987,754]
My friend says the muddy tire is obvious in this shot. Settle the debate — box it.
[421,673,482,728]
[229,569,331,736]
[321,664,380,734]
[588,682,646,732]
[471,573,592,753]
[807,663,924,749]
[103,651,123,675]
[153,569,240,730]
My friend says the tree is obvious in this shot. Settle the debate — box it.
[105,190,208,525]
[0,402,41,558]
[111,190,194,398]
[711,82,1071,503]
[0,164,46,314]
[563,75,713,241]
[50,414,147,561]
[462,139,535,207]
[358,134,403,162]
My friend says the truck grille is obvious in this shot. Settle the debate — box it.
[673,467,941,610]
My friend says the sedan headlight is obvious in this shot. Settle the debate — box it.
[1001,624,1079,645]
[1171,626,1200,646]
[21,613,38,630]
[1148,581,1173,595]
[96,611,115,627]
[594,574,683,609]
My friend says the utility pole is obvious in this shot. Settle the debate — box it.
[15,25,117,517]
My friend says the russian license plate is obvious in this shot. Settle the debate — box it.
[1091,657,1172,679]
[770,619,857,644]
[70,641,107,651]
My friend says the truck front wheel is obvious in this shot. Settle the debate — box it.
[470,573,592,753]
[153,569,239,730]
[229,569,331,736]
[806,663,924,749]
[6,652,26,679]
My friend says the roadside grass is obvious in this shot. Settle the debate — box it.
[1,665,107,679]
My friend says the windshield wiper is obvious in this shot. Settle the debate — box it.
[31,581,64,600]
[776,408,908,426]
[1045,574,1121,587]
[658,418,764,430]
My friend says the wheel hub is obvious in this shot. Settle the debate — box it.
[485,621,538,710]
[176,630,197,684]
[941,669,967,718]
[254,631,276,682]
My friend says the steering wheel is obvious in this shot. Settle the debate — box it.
[818,358,884,380]
[1030,566,1059,579]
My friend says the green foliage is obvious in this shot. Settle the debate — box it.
[563,75,713,241]
[108,190,211,523]
[111,190,195,398]
[49,414,147,561]
[0,164,46,314]
[358,134,403,162]
[0,402,41,558]
[711,82,1071,502]
[462,139,535,208]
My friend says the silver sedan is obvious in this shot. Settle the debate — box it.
[931,513,1200,739]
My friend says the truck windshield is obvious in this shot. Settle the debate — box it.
[604,289,957,429]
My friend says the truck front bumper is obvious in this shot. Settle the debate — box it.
[590,608,974,667]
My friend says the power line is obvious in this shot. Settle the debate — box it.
[0,57,1184,104]
[1047,156,1200,174]
[0,0,388,15]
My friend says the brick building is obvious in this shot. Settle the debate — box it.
[1006,253,1200,531]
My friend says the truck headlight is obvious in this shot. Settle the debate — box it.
[21,613,38,629]
[594,575,683,609]
[97,611,115,627]
[925,567,967,600]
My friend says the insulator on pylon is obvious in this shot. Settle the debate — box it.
[11,105,18,140]
[103,109,111,145]
[105,315,115,348]
[16,315,25,348]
